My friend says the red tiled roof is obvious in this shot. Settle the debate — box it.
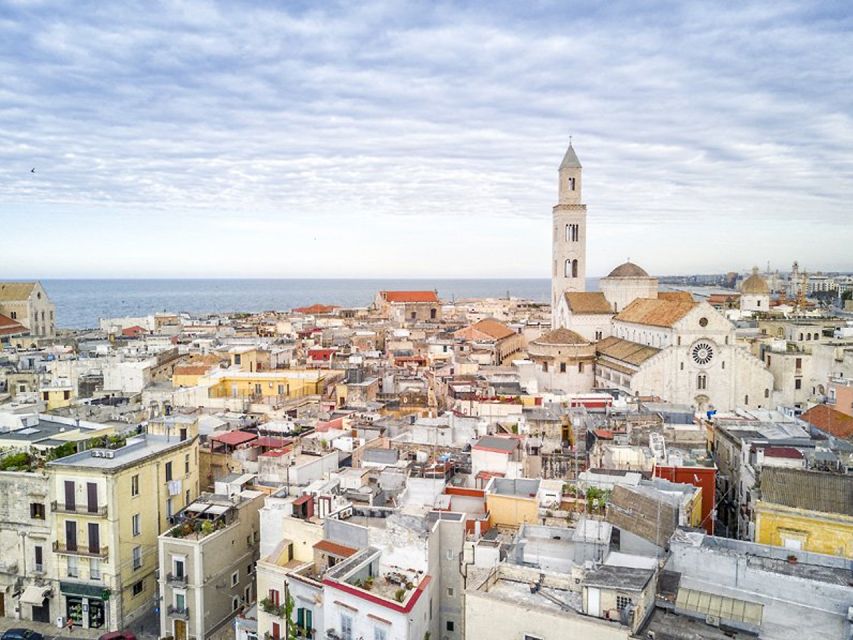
[0,313,28,337]
[381,290,439,303]
[294,304,338,314]
[211,430,258,446]
[121,325,147,336]
[308,348,335,360]
[594,428,615,439]
[761,446,804,459]
[801,404,853,439]
[314,539,358,558]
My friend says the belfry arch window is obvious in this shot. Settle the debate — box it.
[565,224,579,242]
[565,259,579,278]
[568,177,576,191]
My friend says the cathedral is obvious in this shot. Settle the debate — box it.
[540,143,774,412]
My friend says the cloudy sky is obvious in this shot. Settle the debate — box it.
[1,1,851,278]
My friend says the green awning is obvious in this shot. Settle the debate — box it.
[59,581,108,600]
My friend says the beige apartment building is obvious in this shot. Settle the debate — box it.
[158,474,263,640]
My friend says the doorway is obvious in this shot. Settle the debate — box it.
[32,600,51,623]
[174,619,187,640]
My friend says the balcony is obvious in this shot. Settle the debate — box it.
[51,502,108,517]
[259,597,286,617]
[166,573,188,587]
[53,542,109,559]
[167,605,190,619]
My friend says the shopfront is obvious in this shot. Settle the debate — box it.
[60,582,109,629]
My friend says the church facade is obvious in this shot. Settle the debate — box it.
[548,144,774,412]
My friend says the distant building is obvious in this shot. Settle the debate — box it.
[0,281,56,339]
[739,267,770,313]
[374,290,441,324]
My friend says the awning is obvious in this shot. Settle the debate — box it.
[20,585,50,605]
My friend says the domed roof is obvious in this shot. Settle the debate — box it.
[741,267,769,295]
[532,327,589,346]
[607,261,649,278]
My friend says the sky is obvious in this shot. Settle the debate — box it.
[1,0,851,279]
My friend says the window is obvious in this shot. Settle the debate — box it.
[340,613,353,640]
[173,557,185,579]
[795,357,802,369]
[447,587,454,597]
[30,502,45,520]
[616,595,632,611]
[373,628,387,640]
[430,308,437,320]
[268,589,280,607]
[247,563,254,576]
[764,388,770,398]
[234,354,241,365]
[277,384,284,395]
[446,621,455,632]
[568,176,576,191]
[680,362,684,371]
[595,330,602,340]
[65,520,77,550]
[174,592,186,612]
[165,461,173,482]
[132,514,141,536]
[63,390,71,400]
[254,383,262,394]
[232,596,240,612]
[67,556,79,578]
[744,395,749,405]
[560,362,566,373]
[231,570,239,586]
[132,545,142,570]
[90,558,101,580]
[167,497,173,518]
[795,379,802,390]
[185,489,190,505]
[184,453,190,474]
[10,311,16,319]
[578,362,584,373]
[132,580,143,596]
[697,373,707,390]
[572,259,579,278]
[543,361,548,372]
[34,545,43,573]
[721,360,725,370]
[131,474,139,497]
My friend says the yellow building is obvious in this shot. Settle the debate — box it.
[205,370,335,401]
[39,383,75,411]
[47,419,200,631]
[484,477,540,528]
[754,467,853,559]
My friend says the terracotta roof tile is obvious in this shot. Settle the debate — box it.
[801,404,853,439]
[596,336,660,366]
[657,291,694,303]
[455,318,515,341]
[564,292,613,315]
[760,467,853,516]
[0,282,36,301]
[314,539,358,557]
[381,290,439,303]
[614,298,697,328]
[0,313,28,336]
[293,304,338,314]
[532,327,589,345]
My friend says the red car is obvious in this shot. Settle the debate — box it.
[98,632,137,640]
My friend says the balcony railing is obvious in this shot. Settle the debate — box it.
[166,573,188,586]
[52,541,109,558]
[167,605,190,619]
[51,502,108,517]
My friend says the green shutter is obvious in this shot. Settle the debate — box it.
[296,607,304,627]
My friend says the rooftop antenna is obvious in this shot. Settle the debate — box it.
[569,135,573,147]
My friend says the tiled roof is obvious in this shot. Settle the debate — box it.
[606,261,649,278]
[455,318,515,342]
[293,304,338,314]
[800,404,853,439]
[381,290,439,303]
[614,298,697,328]
[532,327,589,345]
[565,291,613,315]
[658,291,694,303]
[314,539,358,558]
[211,430,258,446]
[0,282,36,301]
[760,467,853,516]
[596,336,660,366]
[173,365,210,376]
[0,313,28,336]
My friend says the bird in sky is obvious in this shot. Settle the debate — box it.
[30,168,35,173]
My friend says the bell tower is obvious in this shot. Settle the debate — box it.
[551,142,587,327]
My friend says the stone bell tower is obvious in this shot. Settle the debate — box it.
[551,142,587,326]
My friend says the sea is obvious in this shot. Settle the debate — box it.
[41,278,599,329]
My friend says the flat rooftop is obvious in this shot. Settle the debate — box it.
[47,434,190,470]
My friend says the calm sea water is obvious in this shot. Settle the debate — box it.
[42,278,599,329]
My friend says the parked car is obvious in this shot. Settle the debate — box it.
[98,632,137,640]
[2,630,44,640]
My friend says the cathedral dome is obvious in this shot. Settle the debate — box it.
[532,328,589,346]
[607,261,649,278]
[741,267,769,295]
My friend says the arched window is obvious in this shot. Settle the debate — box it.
[572,259,579,278]
[697,374,707,390]
[568,177,576,191]
[564,259,572,277]
[764,388,769,398]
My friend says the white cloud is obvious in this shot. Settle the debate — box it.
[0,1,851,277]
